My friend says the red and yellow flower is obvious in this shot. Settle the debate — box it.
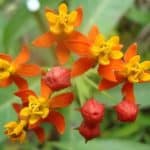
[33,3,90,64]
[0,45,41,88]
[71,25,123,77]
[9,79,74,142]
[99,43,150,91]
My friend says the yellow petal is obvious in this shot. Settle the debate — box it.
[140,72,150,82]
[59,3,68,14]
[68,11,77,24]
[0,71,10,80]
[45,12,58,24]
[20,107,30,118]
[29,115,39,125]
[42,108,49,118]
[64,25,74,34]
[128,75,139,83]
[140,61,150,70]
[98,55,110,65]
[95,34,105,46]
[4,121,17,128]
[110,50,123,59]
[129,55,141,64]
[108,36,119,45]
[50,23,61,34]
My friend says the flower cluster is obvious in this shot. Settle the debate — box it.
[2,2,150,143]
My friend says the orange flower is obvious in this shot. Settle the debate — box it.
[32,3,90,64]
[13,79,74,142]
[0,45,41,89]
[99,43,150,91]
[71,25,123,77]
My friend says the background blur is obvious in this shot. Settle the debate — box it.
[0,0,150,149]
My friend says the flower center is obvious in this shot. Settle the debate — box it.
[0,59,15,80]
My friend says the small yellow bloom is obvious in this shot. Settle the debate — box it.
[91,35,123,65]
[0,59,15,80]
[20,95,49,125]
[123,55,150,83]
[4,120,27,143]
[45,3,77,34]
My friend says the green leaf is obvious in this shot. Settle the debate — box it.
[127,6,150,25]
[69,0,134,34]
[2,3,35,54]
[46,140,150,150]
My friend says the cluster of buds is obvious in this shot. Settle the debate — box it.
[78,99,105,142]
[1,2,150,144]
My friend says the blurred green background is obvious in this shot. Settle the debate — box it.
[0,0,150,149]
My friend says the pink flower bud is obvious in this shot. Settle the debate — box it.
[81,98,105,125]
[43,66,71,91]
[79,121,100,141]
[114,100,139,122]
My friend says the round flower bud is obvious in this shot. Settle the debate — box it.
[79,121,100,142]
[114,100,139,122]
[81,98,105,125]
[43,66,71,91]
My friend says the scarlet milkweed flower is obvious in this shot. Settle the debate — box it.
[32,3,90,64]
[99,43,150,91]
[12,79,74,142]
[0,45,41,89]
[71,25,123,77]
[4,120,27,143]
[114,81,139,122]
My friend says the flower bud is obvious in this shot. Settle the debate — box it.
[79,121,100,141]
[114,100,139,122]
[81,98,105,125]
[43,66,71,91]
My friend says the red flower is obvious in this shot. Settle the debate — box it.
[32,3,90,65]
[114,82,139,122]
[81,98,105,125]
[13,79,74,142]
[79,121,100,142]
[0,45,41,89]
[43,66,71,91]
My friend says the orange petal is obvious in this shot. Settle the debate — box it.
[88,25,99,42]
[75,7,83,27]
[50,92,74,108]
[122,81,135,102]
[15,89,36,105]
[32,127,45,143]
[56,43,70,65]
[0,54,12,62]
[16,64,41,77]
[99,79,120,91]
[124,43,137,62]
[40,78,52,99]
[71,57,95,77]
[12,103,22,114]
[98,60,124,82]
[0,77,13,87]
[44,111,65,134]
[32,32,55,48]
[13,45,30,65]
[64,31,90,56]
[12,75,28,90]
